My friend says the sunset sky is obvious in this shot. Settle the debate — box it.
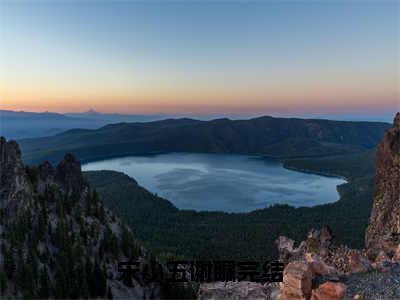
[0,1,399,117]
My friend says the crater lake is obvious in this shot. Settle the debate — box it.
[82,153,346,213]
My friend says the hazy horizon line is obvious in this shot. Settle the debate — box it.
[1,107,397,123]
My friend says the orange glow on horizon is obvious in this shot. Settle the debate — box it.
[1,77,398,114]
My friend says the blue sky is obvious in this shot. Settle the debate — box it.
[0,1,399,119]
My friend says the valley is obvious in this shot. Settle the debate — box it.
[16,116,383,263]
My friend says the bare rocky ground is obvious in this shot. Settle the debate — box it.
[344,264,400,299]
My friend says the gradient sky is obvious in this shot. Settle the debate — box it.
[0,1,399,117]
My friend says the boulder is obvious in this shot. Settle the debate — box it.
[311,282,346,300]
[278,261,313,300]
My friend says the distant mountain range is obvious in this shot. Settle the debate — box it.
[0,109,164,139]
[65,109,164,122]
[0,110,69,119]
[1,109,395,140]
[19,115,390,165]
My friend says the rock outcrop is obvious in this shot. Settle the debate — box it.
[0,137,32,220]
[278,261,313,299]
[55,153,85,193]
[276,236,306,264]
[366,112,400,257]
[36,160,54,194]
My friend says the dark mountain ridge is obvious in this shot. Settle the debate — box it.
[19,115,390,165]
[0,110,68,120]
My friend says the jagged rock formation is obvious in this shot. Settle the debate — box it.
[54,153,85,193]
[276,236,306,264]
[366,112,400,257]
[0,137,32,220]
[0,137,160,298]
[276,226,366,275]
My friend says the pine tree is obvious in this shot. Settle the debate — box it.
[74,204,83,226]
[121,225,133,257]
[3,245,16,279]
[92,190,99,204]
[38,266,50,299]
[17,257,36,298]
[0,208,5,225]
[27,242,39,284]
[85,259,94,298]
[85,190,92,216]
[0,269,7,295]
[98,204,106,224]
[90,259,107,297]
[37,204,47,240]
[48,221,52,237]
[80,262,90,299]
[56,197,64,217]
[107,286,113,299]
[54,265,68,299]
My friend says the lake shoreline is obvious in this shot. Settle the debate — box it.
[281,163,350,182]
[83,152,346,212]
[80,151,350,182]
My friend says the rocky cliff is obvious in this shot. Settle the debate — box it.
[365,112,400,257]
[0,137,160,298]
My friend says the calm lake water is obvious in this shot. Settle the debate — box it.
[82,153,346,213]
